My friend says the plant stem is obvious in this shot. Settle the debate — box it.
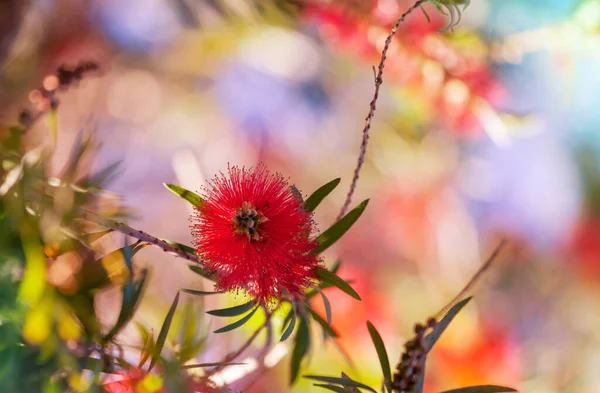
[82,211,200,264]
[337,0,427,220]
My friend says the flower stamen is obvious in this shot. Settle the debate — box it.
[232,201,268,241]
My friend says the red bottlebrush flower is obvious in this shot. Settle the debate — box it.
[192,164,321,304]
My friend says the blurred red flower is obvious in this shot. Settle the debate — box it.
[192,164,321,304]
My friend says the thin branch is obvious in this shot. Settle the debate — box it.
[206,310,274,377]
[435,239,508,318]
[337,0,427,220]
[82,211,200,264]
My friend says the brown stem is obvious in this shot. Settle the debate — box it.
[435,239,508,318]
[337,0,427,220]
[82,211,200,264]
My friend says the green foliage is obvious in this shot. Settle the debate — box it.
[164,183,204,207]
[304,375,376,393]
[304,178,341,212]
[313,199,369,254]
[149,292,180,371]
[213,305,260,333]
[366,322,392,392]
[425,297,472,351]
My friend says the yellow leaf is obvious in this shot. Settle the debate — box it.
[18,219,47,306]
[136,374,163,393]
[57,301,82,341]
[23,295,53,345]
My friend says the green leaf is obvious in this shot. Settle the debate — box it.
[314,384,357,393]
[180,288,223,296]
[313,199,369,254]
[290,317,310,384]
[304,178,341,212]
[207,300,256,317]
[214,305,259,333]
[280,306,297,342]
[315,268,361,301]
[188,265,216,281]
[425,297,472,351]
[304,376,376,393]
[164,239,196,254]
[164,183,204,207]
[149,292,180,371]
[366,322,392,393]
[181,362,246,369]
[319,290,332,326]
[439,386,517,393]
[307,305,338,338]
[103,269,148,343]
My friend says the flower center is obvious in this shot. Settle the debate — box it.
[232,201,268,241]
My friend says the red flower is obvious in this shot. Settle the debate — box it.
[192,164,321,304]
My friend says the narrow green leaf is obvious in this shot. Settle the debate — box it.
[149,292,180,371]
[207,300,255,317]
[425,297,472,351]
[314,384,356,393]
[164,239,196,254]
[181,362,246,369]
[188,265,216,281]
[213,306,259,333]
[164,183,204,207]
[307,306,338,338]
[315,268,361,301]
[280,305,297,342]
[319,290,332,325]
[439,386,517,393]
[304,178,341,212]
[103,269,148,343]
[290,317,310,384]
[366,322,392,392]
[180,288,223,296]
[304,376,376,393]
[313,199,369,254]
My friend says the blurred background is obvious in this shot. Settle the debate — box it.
[2,0,600,392]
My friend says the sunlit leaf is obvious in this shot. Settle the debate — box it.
[425,297,472,351]
[304,178,341,212]
[313,199,369,254]
[17,219,47,306]
[304,376,376,393]
[439,386,517,393]
[214,305,260,333]
[138,325,154,368]
[164,183,204,207]
[366,322,391,392]
[315,268,361,301]
[149,292,180,371]
[207,300,255,317]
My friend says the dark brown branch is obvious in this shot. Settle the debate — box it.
[337,0,427,220]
